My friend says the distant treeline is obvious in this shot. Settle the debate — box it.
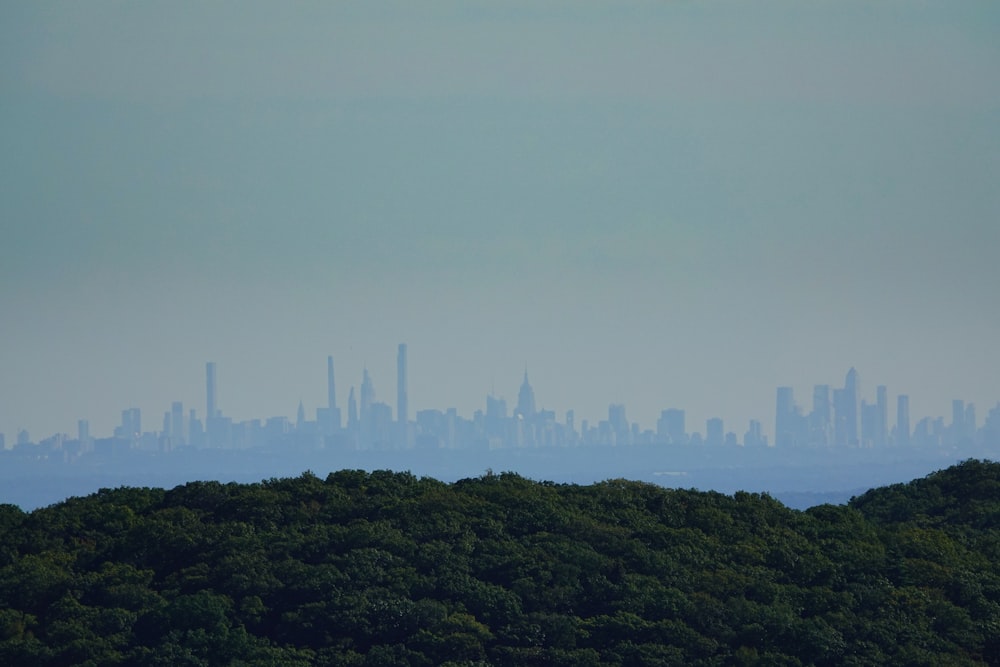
[1,460,999,666]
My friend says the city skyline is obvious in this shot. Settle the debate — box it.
[2,3,998,445]
[4,347,996,452]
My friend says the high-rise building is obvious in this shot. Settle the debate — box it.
[327,355,339,430]
[317,355,342,437]
[952,399,966,442]
[609,404,629,445]
[844,367,860,445]
[515,369,536,419]
[810,385,832,446]
[896,394,910,446]
[706,417,724,447]
[657,409,686,445]
[834,368,860,446]
[485,393,507,441]
[189,408,203,448]
[775,386,801,447]
[296,400,306,430]
[347,387,359,432]
[171,402,184,447]
[876,385,888,447]
[206,362,217,420]
[744,419,765,448]
[861,400,879,447]
[360,368,375,428]
[397,343,408,429]
[486,394,507,420]
[119,407,141,442]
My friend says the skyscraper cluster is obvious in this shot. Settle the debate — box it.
[774,368,981,449]
[4,350,999,461]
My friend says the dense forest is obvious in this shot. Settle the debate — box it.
[1,460,999,666]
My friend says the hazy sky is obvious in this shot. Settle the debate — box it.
[2,1,999,441]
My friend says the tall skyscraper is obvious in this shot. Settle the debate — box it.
[323,355,340,433]
[744,419,765,448]
[810,385,832,446]
[121,408,141,440]
[347,387,359,432]
[485,393,507,440]
[835,368,860,446]
[775,386,800,448]
[206,362,217,420]
[706,417,724,447]
[296,400,306,430]
[327,356,337,418]
[397,344,408,428]
[952,399,966,442]
[515,369,536,419]
[657,409,686,445]
[360,368,375,425]
[876,385,888,447]
[171,401,184,447]
[609,404,629,445]
[896,394,910,446]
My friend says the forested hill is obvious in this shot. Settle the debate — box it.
[1,461,999,666]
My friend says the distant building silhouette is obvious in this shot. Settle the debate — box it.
[896,394,910,446]
[397,344,410,447]
[206,362,217,420]
[515,369,536,420]
[657,409,686,445]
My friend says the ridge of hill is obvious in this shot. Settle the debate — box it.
[0,460,998,665]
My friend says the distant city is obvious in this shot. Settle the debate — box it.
[4,343,999,461]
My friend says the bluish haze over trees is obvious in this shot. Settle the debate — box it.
[2,1,998,441]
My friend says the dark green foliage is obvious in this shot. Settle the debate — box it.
[1,462,999,665]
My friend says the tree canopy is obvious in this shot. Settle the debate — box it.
[1,460,999,665]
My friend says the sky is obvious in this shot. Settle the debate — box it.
[2,1,999,442]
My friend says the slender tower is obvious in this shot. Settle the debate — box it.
[397,343,408,428]
[516,368,536,419]
[843,367,860,446]
[876,385,888,447]
[327,355,339,429]
[206,362,217,420]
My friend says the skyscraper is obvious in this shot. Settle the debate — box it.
[876,385,888,447]
[397,344,408,428]
[896,394,910,446]
[706,417,724,447]
[327,355,337,418]
[775,386,800,448]
[952,399,966,442]
[206,362,217,420]
[657,409,686,445]
[744,419,765,448]
[609,404,629,445]
[835,368,860,446]
[171,401,184,447]
[325,355,340,432]
[121,408,141,440]
[347,387,358,432]
[515,369,536,419]
[810,384,832,446]
[361,368,375,423]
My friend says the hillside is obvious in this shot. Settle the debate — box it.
[1,460,998,666]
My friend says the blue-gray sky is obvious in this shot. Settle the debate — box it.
[2,1,999,440]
